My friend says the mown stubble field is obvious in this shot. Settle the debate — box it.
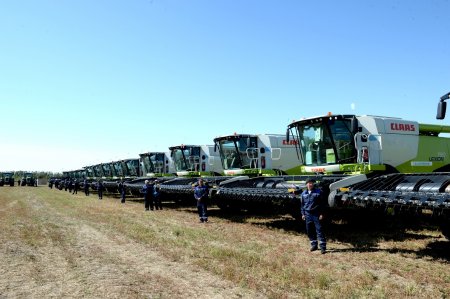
[0,187,449,298]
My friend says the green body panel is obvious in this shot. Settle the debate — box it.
[395,135,450,173]
[284,165,304,175]
[282,164,385,175]
[419,123,450,134]
[238,169,286,176]
[183,171,224,177]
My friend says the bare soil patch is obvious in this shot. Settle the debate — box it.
[0,187,449,298]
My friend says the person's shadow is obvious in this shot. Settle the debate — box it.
[205,206,450,262]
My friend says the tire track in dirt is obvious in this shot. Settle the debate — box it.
[0,190,266,298]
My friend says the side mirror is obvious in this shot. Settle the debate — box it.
[285,128,290,142]
[437,92,450,120]
[437,101,447,120]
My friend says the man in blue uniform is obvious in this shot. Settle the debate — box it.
[97,180,104,200]
[142,180,154,211]
[153,179,162,210]
[84,179,90,196]
[301,178,327,254]
[118,180,126,203]
[194,178,209,223]
[72,179,80,195]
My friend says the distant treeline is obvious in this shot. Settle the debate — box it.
[12,171,63,179]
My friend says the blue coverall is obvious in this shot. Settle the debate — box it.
[301,188,327,251]
[194,185,209,222]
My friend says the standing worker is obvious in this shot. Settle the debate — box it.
[97,180,104,200]
[142,180,154,211]
[72,179,79,195]
[118,180,126,204]
[301,178,327,254]
[194,178,209,223]
[153,179,162,210]
[84,179,90,196]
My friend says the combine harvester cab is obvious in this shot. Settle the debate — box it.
[213,133,313,211]
[72,169,86,189]
[124,152,175,196]
[286,108,450,238]
[0,172,15,186]
[215,111,450,225]
[159,144,225,201]
[287,113,450,197]
[82,165,95,189]
[21,172,37,186]
[123,158,140,180]
[101,162,119,193]
[214,133,300,177]
[101,158,140,195]
[329,93,448,238]
[90,163,106,191]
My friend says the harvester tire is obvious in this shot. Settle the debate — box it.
[328,190,337,208]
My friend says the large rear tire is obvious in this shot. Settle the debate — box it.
[328,190,337,208]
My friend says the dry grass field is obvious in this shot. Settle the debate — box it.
[0,186,449,298]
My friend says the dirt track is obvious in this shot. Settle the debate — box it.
[1,187,449,298]
[0,188,262,298]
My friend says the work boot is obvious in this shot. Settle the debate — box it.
[310,246,318,252]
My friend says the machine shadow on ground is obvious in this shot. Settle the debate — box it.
[94,192,450,262]
[178,202,450,262]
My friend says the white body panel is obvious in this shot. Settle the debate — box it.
[356,116,420,167]
[201,145,224,173]
[261,134,301,171]
[170,145,224,176]
[216,134,300,173]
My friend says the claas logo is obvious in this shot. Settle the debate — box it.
[390,123,416,132]
[282,140,299,145]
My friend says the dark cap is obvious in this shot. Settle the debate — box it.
[305,178,316,184]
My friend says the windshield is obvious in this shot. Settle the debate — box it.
[93,165,103,177]
[295,119,355,166]
[141,155,155,173]
[101,164,112,177]
[141,153,165,174]
[75,171,85,179]
[216,136,258,170]
[113,162,124,177]
[125,160,139,176]
[86,167,94,177]
[151,153,165,173]
[172,147,200,172]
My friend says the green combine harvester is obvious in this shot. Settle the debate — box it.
[329,92,450,238]
[0,172,15,186]
[56,92,450,238]
[213,94,450,238]
[21,172,37,186]
[158,144,226,200]
[124,152,176,196]
[213,133,300,176]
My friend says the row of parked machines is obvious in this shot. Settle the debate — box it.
[0,172,37,186]
[55,93,450,239]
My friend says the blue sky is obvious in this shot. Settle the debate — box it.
[1,0,449,172]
